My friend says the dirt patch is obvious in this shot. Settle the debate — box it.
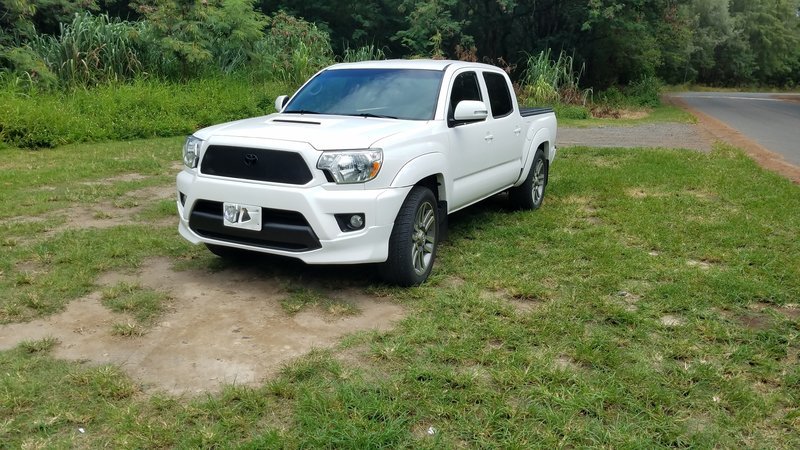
[47,184,175,234]
[0,258,404,395]
[687,259,713,270]
[667,96,800,184]
[81,173,149,186]
[553,355,582,371]
[773,95,800,104]
[736,312,772,331]
[479,288,541,314]
[776,304,800,320]
[660,315,685,327]
[615,290,642,312]
[590,105,650,120]
[440,275,466,289]
[0,183,176,235]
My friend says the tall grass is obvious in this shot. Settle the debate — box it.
[340,44,387,63]
[520,49,592,106]
[28,12,143,87]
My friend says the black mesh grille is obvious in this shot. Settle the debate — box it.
[200,145,313,184]
[189,200,320,252]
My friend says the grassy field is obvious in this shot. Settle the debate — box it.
[1,138,799,447]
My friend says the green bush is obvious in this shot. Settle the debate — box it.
[553,104,591,120]
[0,77,292,148]
[623,75,662,107]
[597,76,662,108]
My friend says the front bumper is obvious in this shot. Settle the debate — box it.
[176,170,410,264]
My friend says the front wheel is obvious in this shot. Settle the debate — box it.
[379,186,438,286]
[509,149,548,210]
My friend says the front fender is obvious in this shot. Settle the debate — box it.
[514,127,553,187]
[390,152,447,200]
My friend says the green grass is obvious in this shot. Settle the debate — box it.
[559,103,696,127]
[280,284,361,316]
[101,282,170,326]
[1,139,799,447]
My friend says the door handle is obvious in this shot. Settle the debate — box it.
[513,126,522,136]
[484,133,494,142]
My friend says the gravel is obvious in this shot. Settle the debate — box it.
[558,123,715,152]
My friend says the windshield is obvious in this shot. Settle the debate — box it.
[284,68,443,120]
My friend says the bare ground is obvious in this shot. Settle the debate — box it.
[0,257,404,395]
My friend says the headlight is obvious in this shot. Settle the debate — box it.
[317,149,383,184]
[183,135,202,168]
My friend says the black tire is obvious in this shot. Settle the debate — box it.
[205,243,252,260]
[509,149,548,210]
[379,186,438,286]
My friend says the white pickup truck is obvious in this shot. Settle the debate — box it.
[177,59,557,285]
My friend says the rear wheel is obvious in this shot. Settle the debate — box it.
[509,149,547,210]
[379,186,438,286]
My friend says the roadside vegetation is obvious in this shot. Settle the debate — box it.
[1,138,799,447]
[2,1,798,149]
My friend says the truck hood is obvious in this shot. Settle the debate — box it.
[194,114,429,150]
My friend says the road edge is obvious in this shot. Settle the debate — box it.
[665,95,800,184]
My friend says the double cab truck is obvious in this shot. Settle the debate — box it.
[177,59,557,285]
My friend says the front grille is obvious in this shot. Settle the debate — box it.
[189,200,320,252]
[200,145,313,184]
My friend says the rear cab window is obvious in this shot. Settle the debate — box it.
[482,72,513,118]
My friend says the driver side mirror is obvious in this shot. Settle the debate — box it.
[453,100,489,122]
[274,95,289,112]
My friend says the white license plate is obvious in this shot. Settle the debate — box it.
[222,202,262,231]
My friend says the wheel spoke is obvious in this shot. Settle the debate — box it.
[422,210,435,231]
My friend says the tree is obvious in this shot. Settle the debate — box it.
[134,0,266,78]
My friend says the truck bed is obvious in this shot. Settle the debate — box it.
[520,107,555,117]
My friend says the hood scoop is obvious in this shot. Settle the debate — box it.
[272,119,321,125]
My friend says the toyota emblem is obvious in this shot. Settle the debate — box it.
[243,153,258,166]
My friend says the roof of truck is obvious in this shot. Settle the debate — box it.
[326,59,504,72]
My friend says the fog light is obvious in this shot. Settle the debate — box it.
[349,214,364,229]
[334,213,365,232]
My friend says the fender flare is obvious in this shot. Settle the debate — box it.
[514,127,553,187]
[390,152,448,201]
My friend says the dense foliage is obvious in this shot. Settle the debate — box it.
[263,0,800,88]
[0,0,798,148]
[2,0,798,90]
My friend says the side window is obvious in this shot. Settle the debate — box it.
[482,72,513,118]
[449,71,482,119]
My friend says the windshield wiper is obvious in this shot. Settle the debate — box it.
[348,113,399,119]
[283,109,320,114]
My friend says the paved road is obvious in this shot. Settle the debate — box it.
[672,92,800,166]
